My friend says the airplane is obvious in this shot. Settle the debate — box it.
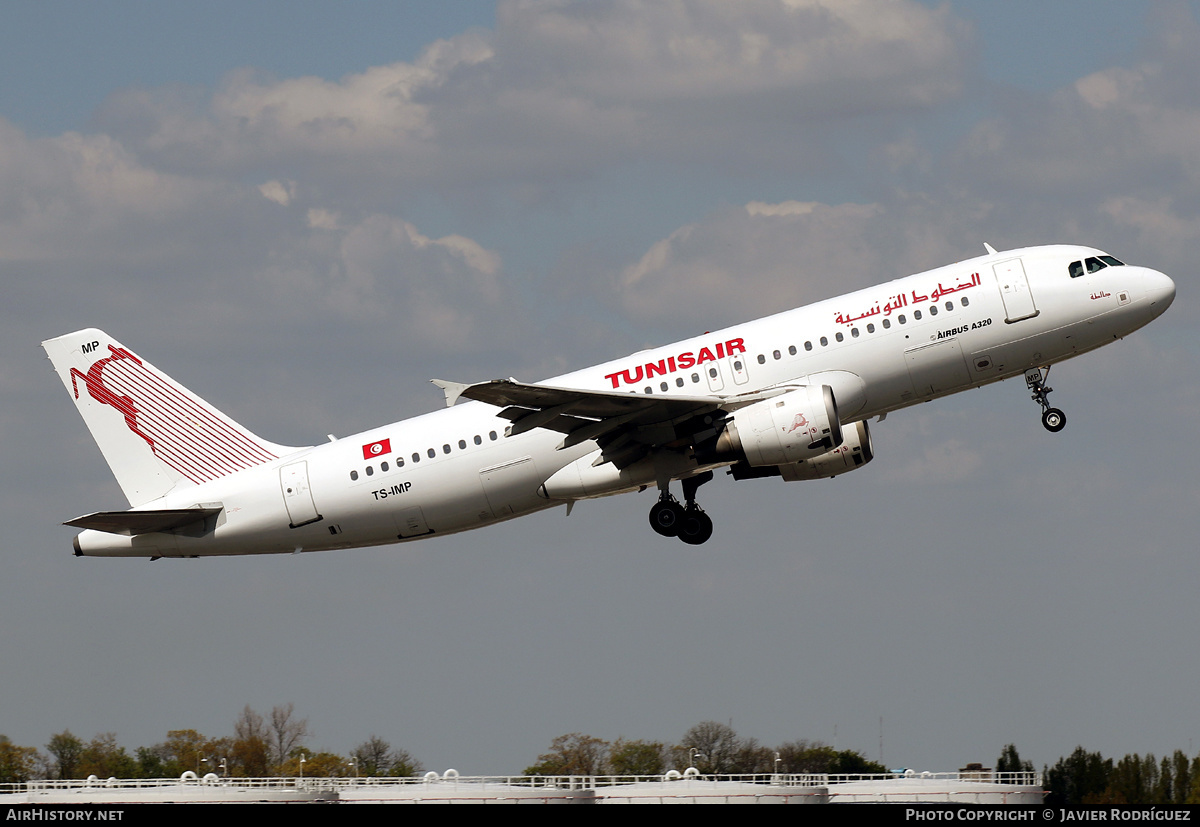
[44,243,1175,558]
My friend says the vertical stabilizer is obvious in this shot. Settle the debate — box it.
[42,329,303,506]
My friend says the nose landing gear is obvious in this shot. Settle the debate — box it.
[648,470,714,544]
[1026,367,1066,432]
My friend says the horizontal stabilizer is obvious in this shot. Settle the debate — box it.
[65,507,223,536]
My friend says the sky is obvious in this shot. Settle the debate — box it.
[1,0,1197,776]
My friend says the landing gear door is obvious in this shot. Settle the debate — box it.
[993,258,1039,323]
[280,461,322,528]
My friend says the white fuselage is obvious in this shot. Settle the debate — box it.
[72,245,1175,557]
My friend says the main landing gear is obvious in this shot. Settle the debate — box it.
[648,471,714,545]
[1026,366,1066,433]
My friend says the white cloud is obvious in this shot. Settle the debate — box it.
[952,5,1200,235]
[495,0,965,105]
[89,0,968,194]
[0,119,236,264]
[259,179,295,206]
[0,115,510,362]
[613,197,978,329]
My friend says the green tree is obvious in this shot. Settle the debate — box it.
[350,735,423,777]
[46,731,84,779]
[996,743,1035,778]
[676,721,741,773]
[1105,753,1159,807]
[0,736,40,783]
[771,739,886,774]
[269,703,310,768]
[1186,756,1200,806]
[1168,751,1194,806]
[231,706,272,777]
[1044,747,1113,808]
[279,747,345,778]
[608,739,666,776]
[730,736,775,773]
[78,733,138,779]
[524,733,609,776]
[144,729,228,777]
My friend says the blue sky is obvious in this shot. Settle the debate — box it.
[0,0,1196,776]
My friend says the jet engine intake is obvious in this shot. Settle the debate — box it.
[699,384,842,467]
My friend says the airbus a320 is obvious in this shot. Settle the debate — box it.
[43,244,1175,558]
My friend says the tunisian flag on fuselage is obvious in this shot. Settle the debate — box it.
[362,438,390,460]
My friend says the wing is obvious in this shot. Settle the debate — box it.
[432,377,786,470]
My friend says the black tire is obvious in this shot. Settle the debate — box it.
[1042,408,1066,432]
[678,507,714,545]
[649,500,685,537]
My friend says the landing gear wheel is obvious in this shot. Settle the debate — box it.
[678,506,713,545]
[1042,407,1066,433]
[649,498,685,537]
[1026,367,1067,434]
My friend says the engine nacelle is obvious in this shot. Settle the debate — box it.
[778,420,874,481]
[702,384,842,467]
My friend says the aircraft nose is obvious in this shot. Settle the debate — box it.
[1144,268,1176,311]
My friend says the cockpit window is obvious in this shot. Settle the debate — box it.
[1069,255,1124,278]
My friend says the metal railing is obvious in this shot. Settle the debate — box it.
[0,768,1042,796]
